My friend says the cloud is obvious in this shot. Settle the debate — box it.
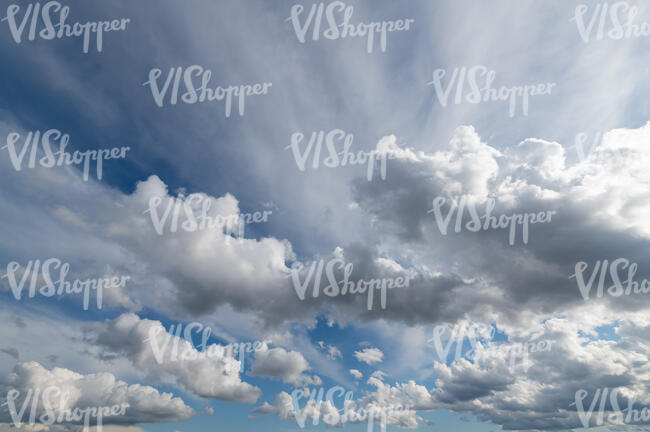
[84,313,261,403]
[349,369,363,380]
[317,341,342,360]
[4,1,650,431]
[250,346,321,387]
[426,311,650,429]
[2,31,650,430]
[254,377,431,429]
[3,121,650,432]
[0,362,194,426]
[340,123,650,429]
[354,348,384,365]
[250,392,296,422]
[0,153,416,329]
[350,124,650,326]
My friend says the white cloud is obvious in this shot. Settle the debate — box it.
[253,377,431,429]
[349,369,363,380]
[317,341,342,360]
[85,313,261,403]
[354,348,384,365]
[250,346,321,387]
[0,362,194,426]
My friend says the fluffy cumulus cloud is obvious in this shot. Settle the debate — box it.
[250,346,321,387]
[0,159,418,328]
[352,124,650,324]
[102,175,299,323]
[354,348,384,365]
[0,362,194,427]
[0,147,295,324]
[427,308,650,429]
[84,313,261,403]
[252,375,434,429]
[345,123,650,429]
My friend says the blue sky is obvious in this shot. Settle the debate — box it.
[2,1,650,432]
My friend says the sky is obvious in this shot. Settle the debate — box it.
[1,1,650,432]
